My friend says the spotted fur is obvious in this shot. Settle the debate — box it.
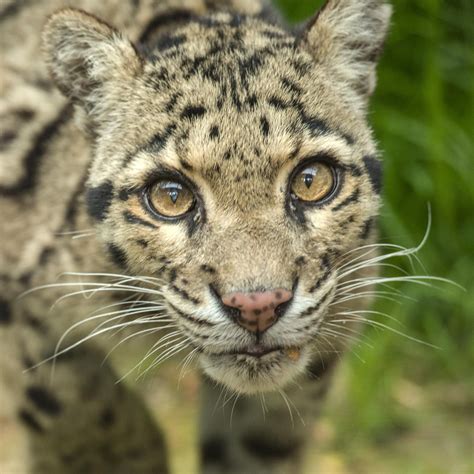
[0,0,391,472]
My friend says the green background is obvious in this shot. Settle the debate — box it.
[275,0,474,471]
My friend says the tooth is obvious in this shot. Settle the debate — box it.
[285,347,301,361]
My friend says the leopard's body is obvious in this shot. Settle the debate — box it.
[0,0,391,472]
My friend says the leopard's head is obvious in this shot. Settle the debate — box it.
[43,0,391,394]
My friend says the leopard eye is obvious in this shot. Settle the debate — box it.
[290,161,336,203]
[145,180,195,219]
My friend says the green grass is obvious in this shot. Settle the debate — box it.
[277,0,474,452]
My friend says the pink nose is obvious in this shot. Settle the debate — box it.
[222,289,293,333]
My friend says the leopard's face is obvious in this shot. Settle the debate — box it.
[43,3,390,393]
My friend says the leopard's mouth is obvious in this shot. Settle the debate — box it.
[200,344,310,394]
[224,344,302,361]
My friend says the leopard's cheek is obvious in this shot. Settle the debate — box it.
[98,193,196,275]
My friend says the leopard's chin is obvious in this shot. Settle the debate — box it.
[199,345,311,394]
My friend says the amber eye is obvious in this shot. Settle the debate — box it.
[146,180,195,218]
[290,162,336,203]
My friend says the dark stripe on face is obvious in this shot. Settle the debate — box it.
[0,105,72,197]
[363,155,383,194]
[107,244,128,269]
[333,188,360,212]
[86,181,114,221]
[123,211,157,229]
[0,299,11,325]
[360,217,375,240]
[170,284,201,305]
[168,303,215,326]
[300,289,331,317]
[301,114,355,146]
[26,386,62,416]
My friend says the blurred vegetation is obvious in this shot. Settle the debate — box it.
[275,0,474,468]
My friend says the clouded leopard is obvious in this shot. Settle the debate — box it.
[0,0,392,472]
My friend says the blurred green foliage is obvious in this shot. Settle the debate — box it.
[277,0,473,447]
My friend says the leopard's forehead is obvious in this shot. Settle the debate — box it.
[93,12,374,206]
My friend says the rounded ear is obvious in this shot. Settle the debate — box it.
[299,0,392,115]
[42,8,142,107]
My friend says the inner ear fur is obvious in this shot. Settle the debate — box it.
[300,0,392,114]
[42,8,142,107]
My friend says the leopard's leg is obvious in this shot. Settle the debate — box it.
[1,297,169,474]
[199,357,336,474]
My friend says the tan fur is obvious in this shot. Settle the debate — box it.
[0,1,391,472]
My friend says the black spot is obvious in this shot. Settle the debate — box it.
[181,105,206,121]
[0,299,11,325]
[209,125,220,140]
[99,408,115,428]
[347,163,363,177]
[155,34,186,52]
[107,244,128,269]
[165,93,181,112]
[238,54,264,85]
[201,438,228,465]
[260,116,270,137]
[0,130,17,150]
[86,181,114,221]
[281,77,302,95]
[23,312,48,334]
[295,256,306,266]
[247,94,258,108]
[223,149,232,160]
[268,96,289,110]
[201,264,216,274]
[333,188,360,212]
[123,211,157,229]
[302,115,332,137]
[142,123,176,156]
[38,246,54,266]
[169,268,178,283]
[118,188,131,201]
[179,158,193,171]
[18,409,44,433]
[363,155,383,194]
[26,386,62,416]
[241,433,300,460]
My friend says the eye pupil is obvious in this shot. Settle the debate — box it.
[304,174,313,189]
[169,189,179,203]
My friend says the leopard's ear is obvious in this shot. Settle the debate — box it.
[299,0,392,115]
[42,8,142,108]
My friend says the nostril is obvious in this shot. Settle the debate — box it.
[274,299,293,319]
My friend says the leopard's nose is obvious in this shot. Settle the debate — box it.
[221,289,293,334]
